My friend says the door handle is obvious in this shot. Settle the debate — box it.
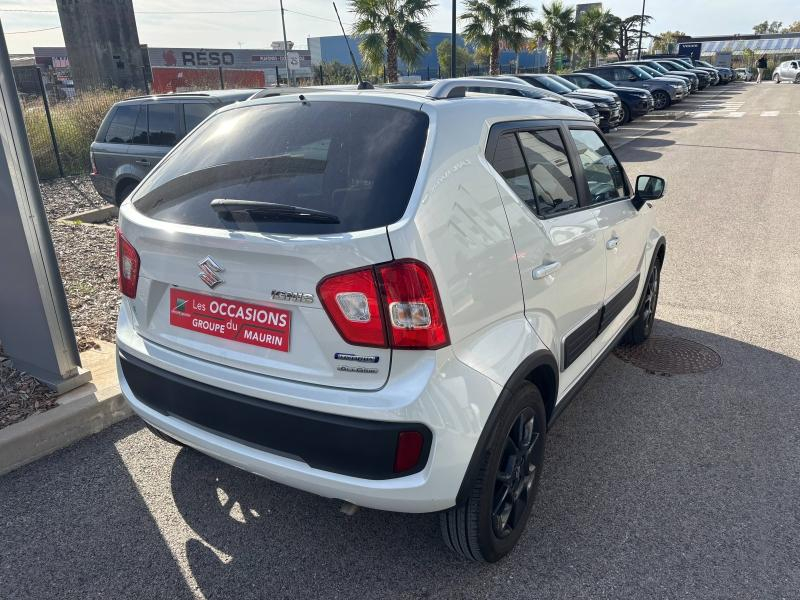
[135,159,151,166]
[532,261,561,280]
[606,236,620,250]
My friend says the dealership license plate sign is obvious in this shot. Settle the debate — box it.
[169,288,291,352]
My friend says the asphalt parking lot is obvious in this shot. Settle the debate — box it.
[2,82,799,600]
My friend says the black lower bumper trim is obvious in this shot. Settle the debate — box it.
[119,351,432,479]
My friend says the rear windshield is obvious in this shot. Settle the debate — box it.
[131,100,429,234]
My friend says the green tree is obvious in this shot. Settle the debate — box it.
[532,1,576,73]
[651,30,687,54]
[612,14,652,61]
[436,38,473,76]
[351,0,436,83]
[460,0,535,75]
[768,20,783,33]
[753,21,768,34]
[782,21,800,33]
[576,7,618,67]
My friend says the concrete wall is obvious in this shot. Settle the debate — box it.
[56,0,146,91]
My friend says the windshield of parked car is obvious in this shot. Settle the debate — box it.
[131,100,429,235]
[646,62,668,73]
[549,75,580,91]
[577,73,615,90]
[629,65,654,79]
[532,76,573,94]
[637,65,662,77]
[665,61,689,71]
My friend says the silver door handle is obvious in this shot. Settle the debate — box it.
[606,236,620,250]
[532,262,561,280]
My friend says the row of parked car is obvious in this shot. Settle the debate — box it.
[90,55,736,206]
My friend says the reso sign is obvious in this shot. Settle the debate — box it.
[181,51,235,67]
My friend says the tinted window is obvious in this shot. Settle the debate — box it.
[569,129,628,204]
[183,103,215,132]
[104,105,140,144]
[517,130,579,216]
[131,102,429,235]
[612,68,634,82]
[147,104,177,146]
[131,106,148,144]
[491,133,535,208]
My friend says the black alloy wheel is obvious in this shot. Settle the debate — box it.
[640,262,660,338]
[652,90,669,110]
[492,407,539,539]
[620,102,630,124]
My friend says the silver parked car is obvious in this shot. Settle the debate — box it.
[90,89,260,205]
[773,60,800,84]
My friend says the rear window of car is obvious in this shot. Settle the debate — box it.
[104,105,141,144]
[131,101,429,235]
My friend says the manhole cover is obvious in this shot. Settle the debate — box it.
[614,336,722,375]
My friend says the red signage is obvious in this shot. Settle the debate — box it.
[169,288,291,352]
[151,67,265,94]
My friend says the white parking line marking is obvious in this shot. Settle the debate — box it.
[760,111,780,117]
[725,112,745,118]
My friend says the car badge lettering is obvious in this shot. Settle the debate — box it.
[334,353,379,364]
[198,256,224,289]
[271,290,314,304]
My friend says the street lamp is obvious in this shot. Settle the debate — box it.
[451,0,456,77]
[637,0,645,59]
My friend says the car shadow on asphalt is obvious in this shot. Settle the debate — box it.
[161,319,800,599]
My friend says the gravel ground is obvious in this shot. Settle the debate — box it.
[39,175,119,352]
[0,352,58,430]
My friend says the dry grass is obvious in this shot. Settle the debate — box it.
[21,88,141,179]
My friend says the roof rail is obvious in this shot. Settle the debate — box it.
[427,77,551,100]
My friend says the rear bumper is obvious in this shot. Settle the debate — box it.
[120,350,432,479]
[116,305,502,513]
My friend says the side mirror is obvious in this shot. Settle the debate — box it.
[633,175,665,209]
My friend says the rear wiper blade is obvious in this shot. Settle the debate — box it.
[210,199,340,224]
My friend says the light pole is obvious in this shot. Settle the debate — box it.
[280,0,291,86]
[451,0,456,78]
[637,0,645,59]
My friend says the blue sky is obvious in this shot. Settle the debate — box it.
[2,0,798,54]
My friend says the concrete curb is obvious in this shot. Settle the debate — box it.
[0,383,131,476]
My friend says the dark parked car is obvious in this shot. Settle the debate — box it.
[561,72,654,124]
[625,60,705,91]
[692,59,734,83]
[644,55,722,85]
[579,64,687,110]
[90,89,259,205]
[514,73,622,131]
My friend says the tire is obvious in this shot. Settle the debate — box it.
[115,181,137,206]
[773,74,780,83]
[652,90,670,111]
[620,102,630,125]
[794,75,800,84]
[622,259,661,346]
[440,382,547,563]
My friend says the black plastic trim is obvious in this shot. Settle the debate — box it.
[454,349,558,505]
[599,274,641,333]
[563,310,602,369]
[119,350,432,480]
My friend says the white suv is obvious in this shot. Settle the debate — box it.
[116,80,666,562]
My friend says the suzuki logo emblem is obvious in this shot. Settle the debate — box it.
[198,256,224,289]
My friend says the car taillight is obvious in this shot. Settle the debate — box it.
[376,260,449,349]
[116,227,140,298]
[317,259,449,350]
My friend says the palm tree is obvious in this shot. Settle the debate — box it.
[351,0,436,83]
[460,0,535,75]
[576,7,617,67]
[532,0,575,73]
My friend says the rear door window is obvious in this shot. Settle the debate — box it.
[104,105,140,144]
[517,130,579,217]
[147,104,178,146]
[491,133,536,209]
[131,101,429,235]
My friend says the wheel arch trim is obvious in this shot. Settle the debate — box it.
[454,348,558,505]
